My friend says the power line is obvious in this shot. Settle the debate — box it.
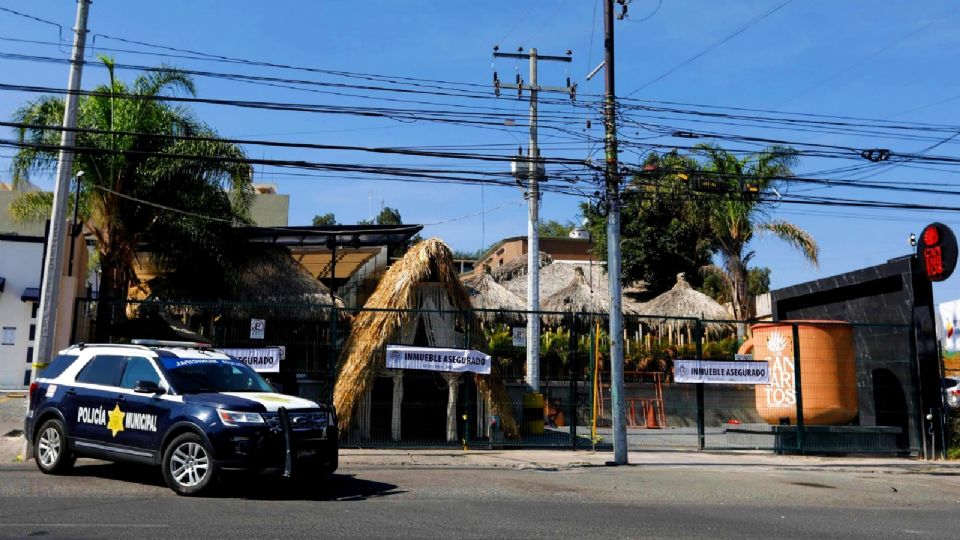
[624,0,793,97]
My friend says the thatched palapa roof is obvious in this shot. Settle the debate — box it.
[541,266,608,314]
[491,251,553,282]
[333,238,517,436]
[636,273,733,329]
[462,265,526,321]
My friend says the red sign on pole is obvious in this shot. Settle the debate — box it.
[917,222,957,282]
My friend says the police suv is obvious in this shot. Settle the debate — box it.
[25,340,338,496]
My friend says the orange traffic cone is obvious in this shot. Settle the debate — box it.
[644,401,662,429]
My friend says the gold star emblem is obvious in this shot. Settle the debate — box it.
[106,404,125,437]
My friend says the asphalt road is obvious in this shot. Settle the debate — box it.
[0,458,958,539]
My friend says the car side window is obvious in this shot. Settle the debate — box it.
[40,353,79,380]
[119,357,161,389]
[75,355,126,387]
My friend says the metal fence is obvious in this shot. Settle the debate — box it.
[71,299,921,455]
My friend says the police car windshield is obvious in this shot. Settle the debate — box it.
[160,357,273,394]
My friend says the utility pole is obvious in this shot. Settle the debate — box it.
[493,47,575,392]
[603,0,628,465]
[25,0,91,458]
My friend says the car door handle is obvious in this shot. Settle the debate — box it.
[115,394,126,402]
[65,388,77,396]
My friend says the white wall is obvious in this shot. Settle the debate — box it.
[0,237,42,389]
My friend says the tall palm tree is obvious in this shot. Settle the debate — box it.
[10,56,253,337]
[694,144,818,320]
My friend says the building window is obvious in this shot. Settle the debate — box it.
[23,369,31,386]
[31,302,39,319]
[28,324,35,341]
[26,347,33,364]
[2,327,14,345]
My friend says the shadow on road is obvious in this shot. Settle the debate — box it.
[68,461,405,501]
[218,472,406,501]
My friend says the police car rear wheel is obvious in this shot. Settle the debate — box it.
[163,433,216,496]
[35,419,74,474]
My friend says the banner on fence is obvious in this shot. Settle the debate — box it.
[938,299,960,352]
[221,347,283,373]
[674,359,770,385]
[386,345,491,375]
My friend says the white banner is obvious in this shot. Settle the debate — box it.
[674,359,770,385]
[939,299,960,352]
[221,347,282,373]
[386,345,491,375]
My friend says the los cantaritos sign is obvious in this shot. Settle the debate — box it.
[386,345,491,375]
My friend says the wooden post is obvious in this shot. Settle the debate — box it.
[443,372,461,443]
[390,369,404,441]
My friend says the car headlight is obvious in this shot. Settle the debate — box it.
[218,409,265,426]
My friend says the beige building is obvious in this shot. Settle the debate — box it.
[472,234,595,274]
[249,184,290,227]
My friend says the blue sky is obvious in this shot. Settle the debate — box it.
[3,1,960,304]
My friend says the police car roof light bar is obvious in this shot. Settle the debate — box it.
[130,339,213,349]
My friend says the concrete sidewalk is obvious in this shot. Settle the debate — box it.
[3,394,959,473]
[337,448,960,474]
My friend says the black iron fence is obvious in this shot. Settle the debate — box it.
[71,299,921,455]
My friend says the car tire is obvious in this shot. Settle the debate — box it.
[34,418,75,474]
[319,442,339,475]
[162,432,217,496]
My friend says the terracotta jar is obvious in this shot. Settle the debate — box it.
[738,321,858,425]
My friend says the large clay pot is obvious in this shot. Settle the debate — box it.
[738,321,858,425]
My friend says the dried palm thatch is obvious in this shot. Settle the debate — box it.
[636,273,733,332]
[231,247,344,308]
[461,265,526,322]
[491,251,553,282]
[334,238,517,437]
[541,266,608,317]
[506,261,644,317]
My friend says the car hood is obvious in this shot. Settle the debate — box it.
[182,392,321,412]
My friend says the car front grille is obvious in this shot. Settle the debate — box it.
[262,411,328,432]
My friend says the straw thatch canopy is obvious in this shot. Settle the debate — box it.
[501,260,603,301]
[462,265,526,321]
[491,251,553,282]
[334,238,517,437]
[503,260,644,316]
[231,248,344,307]
[541,266,608,315]
[636,273,733,327]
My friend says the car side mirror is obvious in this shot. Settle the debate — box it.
[134,380,165,395]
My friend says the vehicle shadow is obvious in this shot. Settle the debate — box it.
[218,471,406,501]
[68,461,167,488]
[68,461,405,501]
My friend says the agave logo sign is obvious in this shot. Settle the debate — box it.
[762,330,796,408]
[766,331,789,354]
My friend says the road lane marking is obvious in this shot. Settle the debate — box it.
[0,524,169,528]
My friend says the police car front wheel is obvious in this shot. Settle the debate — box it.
[162,433,217,496]
[34,419,75,474]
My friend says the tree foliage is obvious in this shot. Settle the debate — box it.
[311,212,337,226]
[358,205,421,256]
[538,219,575,238]
[9,57,253,333]
[583,151,715,298]
[695,143,817,319]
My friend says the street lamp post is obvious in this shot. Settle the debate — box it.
[67,171,84,277]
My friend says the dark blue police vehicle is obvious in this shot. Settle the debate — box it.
[25,340,338,495]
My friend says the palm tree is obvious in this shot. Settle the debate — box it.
[694,144,818,320]
[9,56,253,337]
